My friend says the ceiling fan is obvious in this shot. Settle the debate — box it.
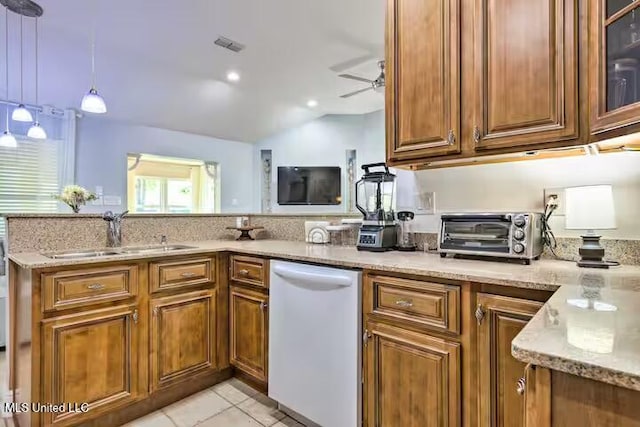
[339,60,385,98]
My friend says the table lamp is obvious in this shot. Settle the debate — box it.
[565,185,618,268]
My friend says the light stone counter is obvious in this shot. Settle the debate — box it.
[10,239,640,390]
[512,272,640,391]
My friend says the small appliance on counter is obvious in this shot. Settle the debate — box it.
[396,211,417,251]
[305,221,330,244]
[438,212,544,264]
[355,163,398,252]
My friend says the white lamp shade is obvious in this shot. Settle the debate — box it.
[11,105,33,122]
[81,88,107,114]
[27,122,47,140]
[565,185,617,230]
[0,131,18,148]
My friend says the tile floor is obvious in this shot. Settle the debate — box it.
[124,378,306,427]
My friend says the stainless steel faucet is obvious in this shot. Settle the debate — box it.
[102,210,128,247]
[160,235,168,247]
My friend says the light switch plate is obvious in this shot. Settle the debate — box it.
[414,191,435,215]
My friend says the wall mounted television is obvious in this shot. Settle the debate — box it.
[277,166,342,205]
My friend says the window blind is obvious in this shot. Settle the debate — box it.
[0,137,60,237]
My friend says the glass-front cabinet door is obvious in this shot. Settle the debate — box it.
[591,0,640,134]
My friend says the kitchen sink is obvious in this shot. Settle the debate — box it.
[119,244,196,254]
[43,245,196,259]
[45,250,122,259]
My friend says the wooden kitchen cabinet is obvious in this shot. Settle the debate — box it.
[590,0,640,136]
[363,320,461,427]
[472,0,579,150]
[385,0,461,162]
[150,289,218,391]
[523,366,640,427]
[41,304,145,427]
[476,294,543,427]
[229,285,269,384]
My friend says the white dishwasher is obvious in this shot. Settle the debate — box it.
[269,261,362,427]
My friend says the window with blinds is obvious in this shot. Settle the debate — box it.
[0,137,60,236]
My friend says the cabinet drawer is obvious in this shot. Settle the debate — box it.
[230,255,269,288]
[368,275,460,334]
[42,265,138,312]
[150,257,215,293]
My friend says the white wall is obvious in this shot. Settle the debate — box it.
[399,152,640,239]
[76,117,255,213]
[254,111,386,213]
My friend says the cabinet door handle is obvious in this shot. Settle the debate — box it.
[395,299,413,308]
[132,309,139,324]
[362,329,372,346]
[260,302,268,311]
[447,129,456,145]
[87,283,105,290]
[238,269,250,276]
[180,272,196,278]
[153,307,159,316]
[473,126,482,144]
[475,304,485,324]
[516,377,526,395]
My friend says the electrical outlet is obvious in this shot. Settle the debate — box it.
[544,188,565,215]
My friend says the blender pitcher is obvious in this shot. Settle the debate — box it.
[396,211,416,251]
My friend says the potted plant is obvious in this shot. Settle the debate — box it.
[54,185,97,213]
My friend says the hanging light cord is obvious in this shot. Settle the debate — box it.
[5,7,9,131]
[19,15,24,103]
[34,18,39,115]
[90,0,97,88]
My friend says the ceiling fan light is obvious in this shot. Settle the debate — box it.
[0,130,18,148]
[81,88,107,114]
[27,121,47,140]
[12,104,33,122]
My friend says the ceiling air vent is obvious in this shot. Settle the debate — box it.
[214,36,245,53]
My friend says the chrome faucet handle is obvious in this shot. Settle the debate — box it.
[102,210,114,221]
[160,235,168,245]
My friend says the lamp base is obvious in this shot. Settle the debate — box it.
[577,234,619,269]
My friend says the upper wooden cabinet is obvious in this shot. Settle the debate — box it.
[473,0,579,150]
[590,0,640,135]
[385,0,461,161]
[476,294,543,427]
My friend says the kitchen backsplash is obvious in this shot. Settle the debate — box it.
[4,214,639,265]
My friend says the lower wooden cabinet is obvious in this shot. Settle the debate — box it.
[229,285,269,384]
[41,304,144,427]
[476,293,543,427]
[150,289,218,391]
[363,320,461,427]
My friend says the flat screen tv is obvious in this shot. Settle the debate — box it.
[277,166,342,205]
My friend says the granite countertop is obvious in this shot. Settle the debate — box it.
[513,274,640,391]
[10,239,640,391]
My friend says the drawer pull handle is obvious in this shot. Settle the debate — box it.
[260,302,268,311]
[395,299,413,308]
[87,283,105,290]
[238,269,250,276]
[180,272,197,278]
[516,377,526,395]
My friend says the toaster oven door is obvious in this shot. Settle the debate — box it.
[440,215,512,254]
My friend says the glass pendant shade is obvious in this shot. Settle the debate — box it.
[81,88,107,114]
[12,104,33,122]
[0,130,18,148]
[27,121,47,139]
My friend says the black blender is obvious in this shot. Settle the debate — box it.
[355,163,398,251]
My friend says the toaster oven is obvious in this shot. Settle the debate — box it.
[438,213,544,263]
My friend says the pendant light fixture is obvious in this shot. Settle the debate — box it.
[80,0,106,114]
[27,16,45,139]
[1,6,17,148]
[12,15,33,122]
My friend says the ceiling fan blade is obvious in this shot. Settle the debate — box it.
[338,74,374,84]
[329,54,376,73]
[340,87,374,98]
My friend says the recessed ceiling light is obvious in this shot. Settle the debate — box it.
[307,99,318,108]
[227,71,240,82]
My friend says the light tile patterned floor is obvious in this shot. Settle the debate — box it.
[123,378,306,427]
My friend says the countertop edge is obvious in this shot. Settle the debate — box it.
[511,341,640,392]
